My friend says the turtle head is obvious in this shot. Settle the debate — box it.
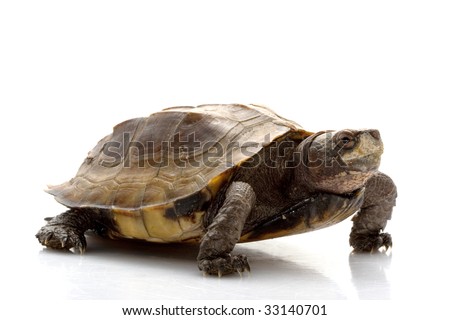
[299,129,383,194]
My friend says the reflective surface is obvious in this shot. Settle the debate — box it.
[25,224,394,300]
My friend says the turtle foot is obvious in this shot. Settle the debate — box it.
[350,232,392,252]
[198,254,250,277]
[36,224,87,254]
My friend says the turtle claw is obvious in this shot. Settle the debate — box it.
[350,232,392,253]
[232,254,251,273]
[69,245,85,255]
[36,224,87,254]
[381,233,392,251]
[198,254,250,276]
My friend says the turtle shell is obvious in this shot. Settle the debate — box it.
[48,104,312,242]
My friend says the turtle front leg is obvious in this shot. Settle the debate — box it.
[198,181,256,276]
[350,172,397,252]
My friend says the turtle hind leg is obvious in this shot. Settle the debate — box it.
[36,208,114,254]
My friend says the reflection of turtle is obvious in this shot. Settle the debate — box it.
[36,104,397,276]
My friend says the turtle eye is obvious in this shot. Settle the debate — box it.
[335,130,356,149]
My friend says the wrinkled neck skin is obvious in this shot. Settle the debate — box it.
[253,138,330,200]
[274,145,317,200]
[238,132,376,203]
[289,158,329,199]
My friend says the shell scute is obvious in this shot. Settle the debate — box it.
[47,104,308,241]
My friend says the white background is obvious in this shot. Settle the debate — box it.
[1,0,449,318]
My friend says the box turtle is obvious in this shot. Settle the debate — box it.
[36,104,397,276]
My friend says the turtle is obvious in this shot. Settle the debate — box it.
[36,104,397,276]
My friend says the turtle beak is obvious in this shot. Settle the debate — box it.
[338,129,384,172]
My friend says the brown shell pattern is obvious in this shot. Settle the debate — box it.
[47,104,308,241]
[49,104,304,209]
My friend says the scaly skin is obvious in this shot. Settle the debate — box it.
[350,172,397,252]
[197,181,256,276]
[36,209,115,253]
